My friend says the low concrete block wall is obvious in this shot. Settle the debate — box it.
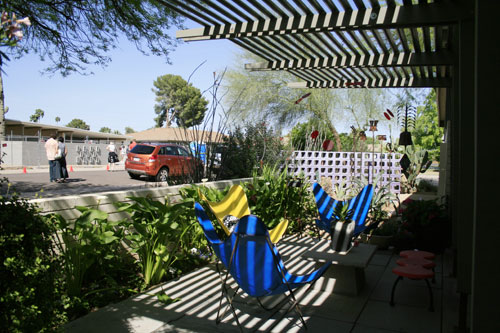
[1,141,113,167]
[30,178,252,221]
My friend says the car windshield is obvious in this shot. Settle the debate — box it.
[130,145,155,155]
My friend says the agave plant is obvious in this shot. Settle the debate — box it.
[402,146,432,192]
[331,202,354,226]
[352,173,399,225]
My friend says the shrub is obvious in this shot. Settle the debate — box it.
[244,165,316,234]
[394,197,450,253]
[50,208,139,318]
[116,196,208,288]
[0,197,66,332]
[218,122,289,179]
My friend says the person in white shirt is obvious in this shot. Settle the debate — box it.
[106,141,118,171]
[44,133,61,182]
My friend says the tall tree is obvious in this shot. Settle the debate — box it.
[0,1,183,140]
[66,118,89,130]
[223,51,346,149]
[99,127,111,133]
[413,89,443,161]
[29,108,44,123]
[153,74,208,128]
[55,116,60,124]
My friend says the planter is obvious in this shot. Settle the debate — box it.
[330,221,355,253]
[360,233,393,250]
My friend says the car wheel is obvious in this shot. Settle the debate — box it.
[156,167,169,182]
[128,172,141,180]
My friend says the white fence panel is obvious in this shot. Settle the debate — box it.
[286,151,402,194]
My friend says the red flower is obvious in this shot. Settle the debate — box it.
[311,130,319,139]
[322,139,334,151]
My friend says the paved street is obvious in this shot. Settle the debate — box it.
[0,164,165,198]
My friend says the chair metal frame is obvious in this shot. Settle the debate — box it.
[194,203,330,331]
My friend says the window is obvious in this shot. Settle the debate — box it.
[130,145,155,155]
[177,147,190,157]
[164,146,177,156]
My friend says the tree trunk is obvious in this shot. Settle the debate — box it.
[0,66,5,141]
[329,124,342,152]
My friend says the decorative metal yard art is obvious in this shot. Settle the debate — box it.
[368,120,378,183]
[397,104,417,173]
[397,104,416,147]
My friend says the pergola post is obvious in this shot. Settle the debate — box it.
[471,1,499,331]
[454,7,475,330]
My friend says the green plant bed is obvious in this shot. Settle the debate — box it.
[393,197,451,253]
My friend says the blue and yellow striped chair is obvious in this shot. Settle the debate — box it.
[312,183,374,237]
[194,202,331,331]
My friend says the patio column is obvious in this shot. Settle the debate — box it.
[455,5,476,331]
[471,1,499,331]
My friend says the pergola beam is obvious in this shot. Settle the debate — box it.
[245,50,454,71]
[176,2,467,42]
[288,77,451,89]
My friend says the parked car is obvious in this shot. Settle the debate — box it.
[125,143,202,182]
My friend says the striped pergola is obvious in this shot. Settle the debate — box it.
[162,1,498,331]
[165,0,461,90]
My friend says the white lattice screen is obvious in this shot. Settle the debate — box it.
[286,151,402,194]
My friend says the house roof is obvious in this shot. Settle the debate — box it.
[5,118,132,141]
[130,127,226,144]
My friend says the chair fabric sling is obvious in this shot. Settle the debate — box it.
[313,183,374,236]
[194,202,331,331]
[199,184,289,243]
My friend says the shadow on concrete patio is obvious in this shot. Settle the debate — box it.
[66,235,458,333]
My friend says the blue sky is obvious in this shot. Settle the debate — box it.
[2,18,424,139]
[3,23,242,134]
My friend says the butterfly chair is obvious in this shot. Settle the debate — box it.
[313,183,374,237]
[194,202,331,331]
[199,184,289,243]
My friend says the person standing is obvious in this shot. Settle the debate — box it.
[44,134,61,182]
[128,139,137,152]
[120,144,126,162]
[106,141,118,171]
[58,137,69,182]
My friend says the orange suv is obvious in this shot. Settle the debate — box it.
[125,143,202,182]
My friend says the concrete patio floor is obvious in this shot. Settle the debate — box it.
[66,235,458,332]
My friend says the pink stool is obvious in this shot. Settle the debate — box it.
[391,265,435,311]
[399,250,435,260]
[397,257,436,283]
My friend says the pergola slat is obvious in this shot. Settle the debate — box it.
[288,77,452,88]
[245,50,454,71]
[176,2,467,41]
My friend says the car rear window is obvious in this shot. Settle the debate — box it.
[130,145,155,155]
